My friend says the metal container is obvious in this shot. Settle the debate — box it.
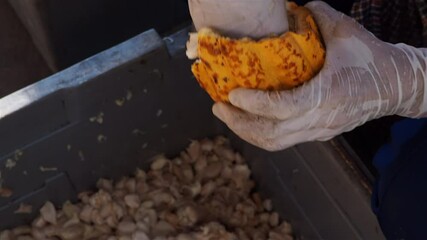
[0,27,384,240]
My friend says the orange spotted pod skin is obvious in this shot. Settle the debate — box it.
[191,3,326,102]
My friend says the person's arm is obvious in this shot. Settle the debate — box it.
[212,1,427,151]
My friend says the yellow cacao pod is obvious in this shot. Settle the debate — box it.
[190,3,326,102]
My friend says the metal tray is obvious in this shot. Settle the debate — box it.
[0,27,384,240]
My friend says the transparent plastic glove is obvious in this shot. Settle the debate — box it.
[213,1,427,151]
[188,0,288,39]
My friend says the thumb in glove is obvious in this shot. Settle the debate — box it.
[213,1,427,151]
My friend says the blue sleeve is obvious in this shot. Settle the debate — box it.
[372,118,427,239]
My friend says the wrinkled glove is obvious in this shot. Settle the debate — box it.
[213,1,427,151]
[188,0,288,39]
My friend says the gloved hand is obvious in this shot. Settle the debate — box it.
[213,1,427,151]
[188,0,288,39]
